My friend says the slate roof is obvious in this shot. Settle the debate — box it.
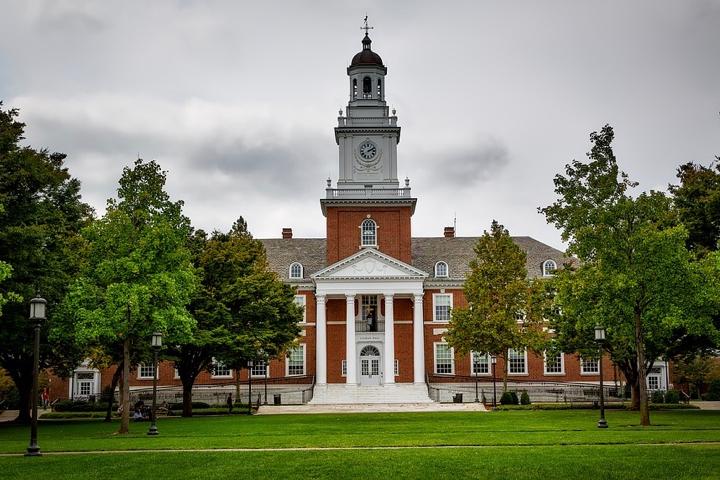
[260,236,571,282]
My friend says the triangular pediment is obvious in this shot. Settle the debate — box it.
[312,248,428,280]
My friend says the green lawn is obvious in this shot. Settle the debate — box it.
[1,410,719,479]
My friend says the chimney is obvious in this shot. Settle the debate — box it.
[443,226,455,238]
[282,228,293,239]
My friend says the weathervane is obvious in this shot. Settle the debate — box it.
[361,15,373,35]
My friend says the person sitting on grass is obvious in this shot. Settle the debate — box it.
[133,408,144,421]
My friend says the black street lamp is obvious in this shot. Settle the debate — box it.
[26,296,46,457]
[595,324,608,429]
[473,354,479,403]
[491,355,498,408]
[247,359,254,415]
[147,332,162,436]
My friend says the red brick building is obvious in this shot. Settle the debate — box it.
[51,32,670,405]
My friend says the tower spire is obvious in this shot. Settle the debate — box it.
[361,15,373,36]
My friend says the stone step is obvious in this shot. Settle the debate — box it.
[309,384,433,404]
[257,402,488,414]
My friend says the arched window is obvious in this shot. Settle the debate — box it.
[361,219,377,246]
[360,345,380,356]
[363,76,372,94]
[289,262,303,279]
[352,78,358,99]
[435,261,448,278]
[377,79,382,98]
[542,259,557,277]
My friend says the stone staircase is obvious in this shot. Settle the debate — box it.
[309,383,433,404]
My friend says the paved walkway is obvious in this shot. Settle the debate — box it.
[0,410,19,423]
[256,402,487,415]
[691,401,720,410]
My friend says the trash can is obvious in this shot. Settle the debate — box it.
[273,394,282,405]
[453,393,463,403]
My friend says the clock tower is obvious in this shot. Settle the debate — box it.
[322,28,416,264]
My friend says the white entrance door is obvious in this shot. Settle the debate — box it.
[359,345,382,385]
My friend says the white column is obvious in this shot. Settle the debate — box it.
[315,295,327,385]
[345,294,357,384]
[384,294,395,385]
[413,294,425,384]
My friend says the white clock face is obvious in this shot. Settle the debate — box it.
[358,141,378,160]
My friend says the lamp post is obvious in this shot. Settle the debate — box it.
[26,296,46,457]
[247,359,254,415]
[473,356,479,403]
[491,355,498,408]
[595,325,608,429]
[147,332,162,436]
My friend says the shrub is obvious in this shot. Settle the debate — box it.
[53,400,112,412]
[510,391,519,405]
[499,391,516,405]
[664,389,680,404]
[168,401,210,410]
[650,390,665,404]
[520,390,531,405]
[706,380,720,401]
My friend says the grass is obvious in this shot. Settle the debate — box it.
[1,410,719,479]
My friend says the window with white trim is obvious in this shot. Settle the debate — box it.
[544,351,564,374]
[581,357,599,374]
[251,360,269,377]
[211,359,232,378]
[433,294,452,322]
[138,364,156,379]
[294,295,306,323]
[287,345,305,376]
[394,359,399,376]
[508,348,527,374]
[341,359,347,377]
[434,343,454,375]
[289,262,303,279]
[78,380,92,396]
[173,367,180,379]
[542,259,557,277]
[435,261,448,278]
[471,351,490,375]
[361,219,377,246]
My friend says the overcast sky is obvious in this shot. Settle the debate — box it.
[1,1,718,249]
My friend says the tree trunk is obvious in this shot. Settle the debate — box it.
[119,337,130,434]
[630,383,641,410]
[235,375,241,404]
[105,364,122,422]
[182,380,194,417]
[635,309,651,426]
[502,354,508,392]
[8,368,32,424]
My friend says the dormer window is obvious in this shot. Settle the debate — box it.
[361,219,377,247]
[542,259,557,277]
[435,261,448,278]
[289,262,303,279]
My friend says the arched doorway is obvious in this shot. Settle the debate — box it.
[359,345,382,385]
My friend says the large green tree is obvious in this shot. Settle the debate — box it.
[445,220,549,391]
[0,103,92,423]
[670,161,720,256]
[540,125,719,426]
[60,159,197,433]
[167,218,302,416]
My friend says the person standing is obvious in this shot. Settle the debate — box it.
[226,393,233,413]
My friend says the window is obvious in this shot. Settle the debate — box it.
[394,359,399,376]
[544,351,564,374]
[341,359,347,377]
[287,345,305,376]
[138,364,156,379]
[433,294,452,322]
[173,367,180,379]
[353,78,358,99]
[434,261,448,278]
[377,79,382,98]
[542,259,557,277]
[434,343,454,375]
[361,219,377,246]
[211,359,232,378]
[508,348,527,375]
[471,352,490,375]
[251,360,269,377]
[361,295,378,332]
[363,76,371,95]
[79,381,92,396]
[581,357,599,374]
[289,262,303,279]
[648,375,660,390]
[294,295,306,323]
[515,311,526,323]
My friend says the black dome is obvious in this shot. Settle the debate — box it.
[350,34,384,67]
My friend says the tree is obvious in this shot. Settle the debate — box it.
[540,125,719,426]
[670,161,720,256]
[60,159,197,433]
[0,103,92,423]
[167,219,302,416]
[445,220,548,391]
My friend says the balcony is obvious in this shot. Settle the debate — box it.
[325,187,411,199]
